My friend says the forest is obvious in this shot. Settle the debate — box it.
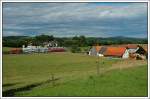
[3,35,148,48]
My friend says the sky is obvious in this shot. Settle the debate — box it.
[3,3,148,38]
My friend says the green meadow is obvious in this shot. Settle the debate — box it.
[2,52,148,96]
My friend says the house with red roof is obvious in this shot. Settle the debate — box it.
[89,46,102,56]
[125,44,139,54]
[103,47,129,58]
[122,44,147,59]
[89,44,147,59]
[89,46,129,59]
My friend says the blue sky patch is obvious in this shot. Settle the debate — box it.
[3,3,147,38]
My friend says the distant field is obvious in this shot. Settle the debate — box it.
[2,52,148,96]
[3,47,11,52]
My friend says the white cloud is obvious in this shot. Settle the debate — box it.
[3,31,22,36]
[2,3,148,37]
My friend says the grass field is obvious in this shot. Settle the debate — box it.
[2,47,11,53]
[2,52,148,96]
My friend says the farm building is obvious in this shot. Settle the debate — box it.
[102,47,129,59]
[43,41,58,47]
[8,41,66,54]
[125,44,139,53]
[22,45,48,53]
[89,46,101,56]
[88,44,147,59]
[22,41,66,53]
[129,45,148,60]
[140,45,148,59]
[10,48,22,54]
[22,45,65,53]
[98,47,107,57]
[120,44,147,59]
[89,46,129,59]
[48,47,66,52]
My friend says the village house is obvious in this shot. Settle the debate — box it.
[89,44,147,59]
[128,45,147,59]
[22,45,48,53]
[125,44,139,53]
[102,47,129,58]
[89,46,129,59]
[120,44,147,59]
[89,46,101,56]
[21,41,65,53]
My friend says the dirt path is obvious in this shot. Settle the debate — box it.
[61,59,147,81]
[101,59,147,74]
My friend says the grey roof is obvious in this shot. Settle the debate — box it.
[99,47,107,54]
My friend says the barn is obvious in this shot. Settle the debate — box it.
[98,47,107,57]
[103,47,129,59]
[22,42,65,53]
[89,46,102,56]
[125,44,139,53]
[22,45,48,53]
[132,46,147,59]
[48,47,65,52]
[88,44,147,59]
[89,46,129,59]
[121,44,148,59]
[10,48,22,54]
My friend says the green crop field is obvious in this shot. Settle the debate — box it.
[2,52,148,96]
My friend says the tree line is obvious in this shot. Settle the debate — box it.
[3,35,148,48]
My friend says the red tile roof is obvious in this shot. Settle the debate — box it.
[142,46,148,52]
[10,48,22,54]
[107,44,138,49]
[103,47,126,57]
[48,48,65,52]
[126,44,138,49]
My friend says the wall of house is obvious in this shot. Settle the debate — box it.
[122,50,129,59]
[136,47,147,55]
[22,45,48,53]
[98,54,104,57]
[89,47,97,56]
[127,47,139,53]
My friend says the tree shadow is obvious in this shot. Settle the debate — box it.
[3,82,21,87]
[3,78,60,97]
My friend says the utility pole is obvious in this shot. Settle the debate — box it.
[96,54,100,75]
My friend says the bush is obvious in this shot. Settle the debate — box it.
[71,45,81,53]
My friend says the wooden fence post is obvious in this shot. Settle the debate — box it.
[51,73,55,86]
[96,56,100,75]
